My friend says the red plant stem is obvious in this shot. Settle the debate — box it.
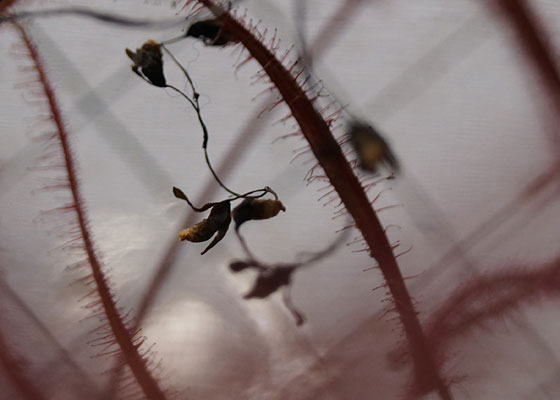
[493,0,560,124]
[199,1,450,397]
[426,258,560,361]
[0,325,46,400]
[15,23,167,400]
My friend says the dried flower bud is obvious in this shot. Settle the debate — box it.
[186,19,237,46]
[232,198,286,229]
[349,122,399,174]
[125,40,166,87]
[243,266,295,299]
[178,200,231,255]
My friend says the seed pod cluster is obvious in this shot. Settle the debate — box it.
[174,186,285,255]
[232,198,286,229]
[349,121,399,174]
[125,40,166,87]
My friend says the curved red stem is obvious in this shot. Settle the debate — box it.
[198,1,450,397]
[15,23,167,400]
[494,0,560,110]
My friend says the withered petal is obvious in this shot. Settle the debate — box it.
[201,217,230,255]
[125,48,138,63]
[173,186,217,212]
[177,200,231,254]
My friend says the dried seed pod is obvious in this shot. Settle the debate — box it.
[186,19,237,46]
[243,266,295,299]
[232,198,286,229]
[349,122,399,174]
[125,40,166,87]
[178,200,231,255]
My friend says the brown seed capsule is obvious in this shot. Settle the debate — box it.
[125,40,166,87]
[177,200,231,255]
[232,198,286,229]
[349,122,399,174]
[178,220,214,242]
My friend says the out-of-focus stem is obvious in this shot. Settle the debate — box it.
[0,324,46,400]
[493,0,560,143]
[198,1,450,397]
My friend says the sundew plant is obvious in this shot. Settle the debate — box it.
[1,0,560,399]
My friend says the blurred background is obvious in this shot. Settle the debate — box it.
[1,0,560,398]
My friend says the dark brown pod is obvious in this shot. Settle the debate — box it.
[186,19,237,46]
[232,198,286,229]
[177,200,231,255]
[349,122,399,174]
[125,40,166,87]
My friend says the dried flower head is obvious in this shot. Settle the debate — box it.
[232,198,286,229]
[125,40,166,87]
[349,121,399,174]
[177,200,231,255]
